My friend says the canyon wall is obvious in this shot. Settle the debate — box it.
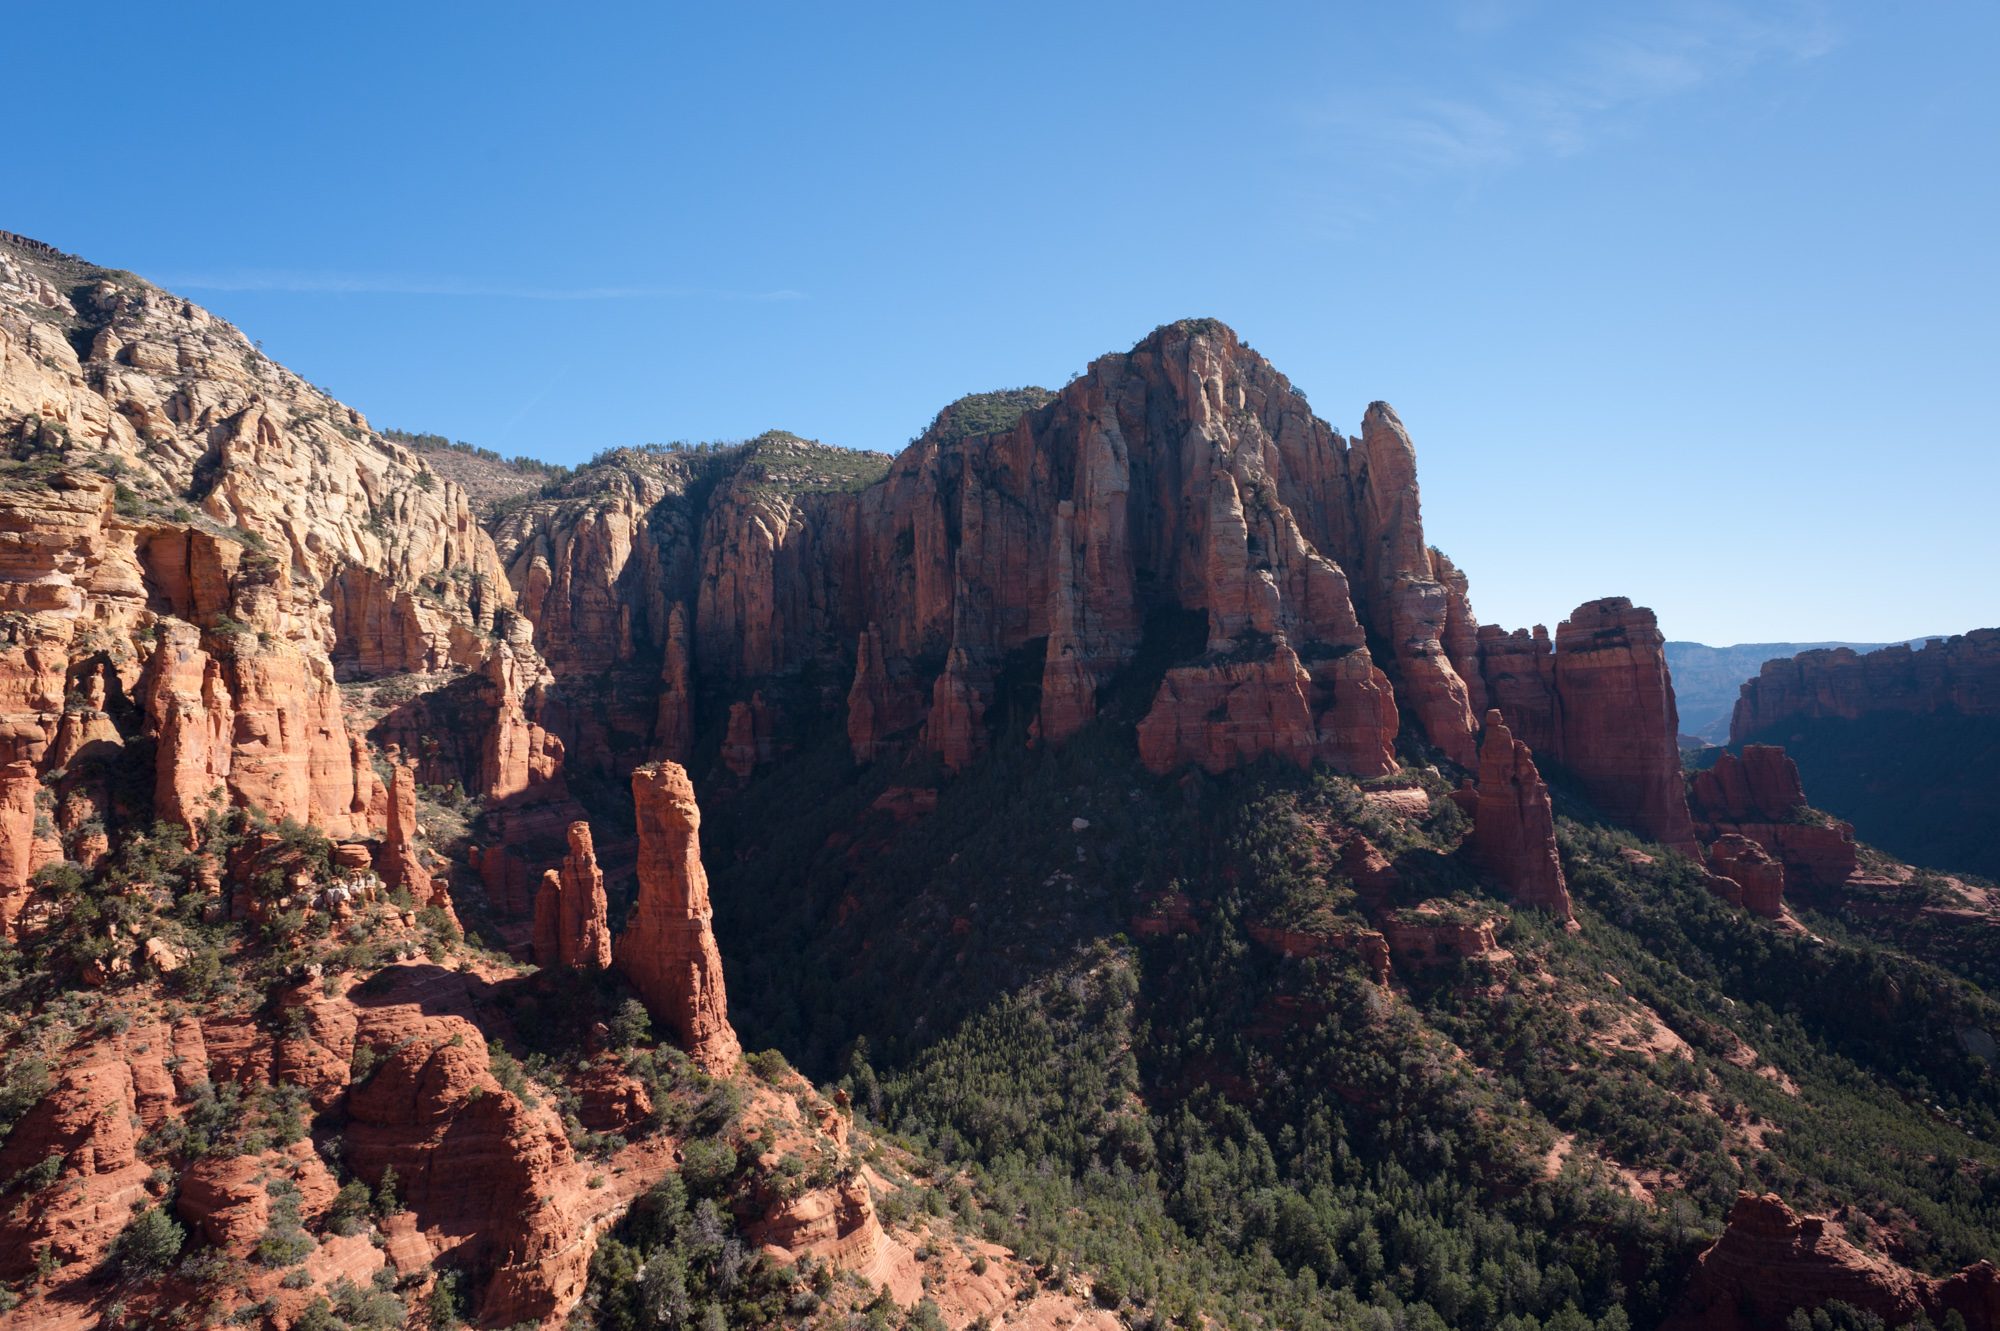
[1729,633,2000,880]
[1731,630,2000,740]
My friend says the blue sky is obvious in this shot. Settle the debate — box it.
[11,2,1996,644]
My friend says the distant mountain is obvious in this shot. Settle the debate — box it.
[1665,638,1939,743]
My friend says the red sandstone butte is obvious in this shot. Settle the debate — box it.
[1688,745,1858,892]
[1731,629,2000,742]
[1706,833,1786,919]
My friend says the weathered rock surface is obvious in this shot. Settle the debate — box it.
[0,1045,156,1282]
[655,601,694,762]
[343,1006,588,1326]
[858,325,1409,777]
[0,233,519,936]
[471,319,1711,802]
[615,761,742,1072]
[1665,1191,2000,1331]
[1479,599,1700,854]
[533,820,612,970]
[1381,905,1510,969]
[379,752,433,905]
[479,630,566,804]
[1351,403,1481,766]
[1731,630,2000,741]
[1471,709,1573,922]
[1693,742,1807,821]
[721,690,779,779]
[1706,833,1786,919]
[846,621,923,762]
[1248,921,1393,984]
[1688,745,1859,892]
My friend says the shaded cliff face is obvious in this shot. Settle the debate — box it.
[1664,638,1906,744]
[1731,630,2000,739]
[1470,709,1573,923]
[491,321,1511,794]
[1688,745,1857,894]
[485,435,891,783]
[1475,598,1700,854]
[1731,632,2000,879]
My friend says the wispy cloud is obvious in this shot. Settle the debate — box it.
[1316,1,1837,179]
[156,271,806,302]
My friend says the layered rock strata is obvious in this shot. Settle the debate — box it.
[1688,745,1858,892]
[1705,834,1786,918]
[1731,629,2000,741]
[0,233,523,937]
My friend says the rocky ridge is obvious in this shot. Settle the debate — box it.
[1731,630,2000,741]
[2,233,1953,1330]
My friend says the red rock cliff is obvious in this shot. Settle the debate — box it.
[1731,629,2000,742]
[851,322,1414,776]
[1688,745,1858,891]
[0,234,520,935]
[1478,598,1699,854]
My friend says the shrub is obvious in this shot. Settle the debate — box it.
[1,1057,53,1137]
[9,1152,63,1193]
[679,1138,738,1198]
[110,1206,185,1278]
[328,1180,373,1235]
[428,1268,463,1330]
[746,1048,791,1084]
[373,1166,404,1218]
[609,998,652,1049]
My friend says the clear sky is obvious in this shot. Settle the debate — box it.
[10,2,1996,644]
